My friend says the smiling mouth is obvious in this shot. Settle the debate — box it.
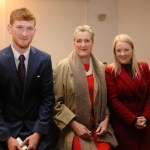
[20,38,28,40]
[81,49,87,51]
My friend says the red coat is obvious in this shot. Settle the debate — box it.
[105,62,150,150]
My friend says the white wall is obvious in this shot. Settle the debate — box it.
[87,0,118,64]
[0,0,6,49]
[118,0,150,65]
[4,0,88,67]
[0,0,150,67]
[0,0,118,67]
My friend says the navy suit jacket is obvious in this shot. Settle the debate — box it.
[0,45,55,141]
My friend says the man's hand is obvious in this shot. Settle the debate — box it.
[21,133,41,150]
[6,137,22,150]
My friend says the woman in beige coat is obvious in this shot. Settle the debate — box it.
[53,25,117,150]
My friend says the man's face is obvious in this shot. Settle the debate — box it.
[8,20,36,51]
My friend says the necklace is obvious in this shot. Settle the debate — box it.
[85,58,93,76]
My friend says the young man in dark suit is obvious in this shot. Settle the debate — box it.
[0,7,55,150]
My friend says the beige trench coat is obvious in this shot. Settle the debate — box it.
[53,57,115,150]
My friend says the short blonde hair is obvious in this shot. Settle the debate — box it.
[74,25,94,42]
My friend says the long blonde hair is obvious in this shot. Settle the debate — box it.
[112,34,140,78]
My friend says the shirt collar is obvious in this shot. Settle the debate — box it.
[11,44,30,61]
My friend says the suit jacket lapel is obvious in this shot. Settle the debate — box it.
[24,47,37,93]
[4,47,22,93]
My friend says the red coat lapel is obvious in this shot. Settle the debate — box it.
[119,68,143,100]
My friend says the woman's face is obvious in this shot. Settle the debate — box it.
[74,31,93,59]
[115,41,133,64]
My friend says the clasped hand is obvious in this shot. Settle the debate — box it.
[70,120,108,139]
[135,116,147,129]
[6,133,41,150]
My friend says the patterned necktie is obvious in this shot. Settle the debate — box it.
[18,55,26,88]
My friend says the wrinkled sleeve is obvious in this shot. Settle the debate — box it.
[53,60,76,130]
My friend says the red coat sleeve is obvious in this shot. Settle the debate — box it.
[141,62,150,121]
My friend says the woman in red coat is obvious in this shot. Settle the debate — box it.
[105,34,150,150]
